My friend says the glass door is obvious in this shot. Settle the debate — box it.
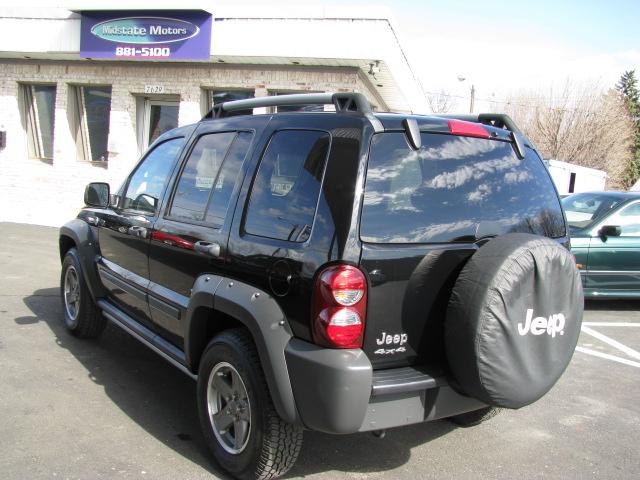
[142,99,179,149]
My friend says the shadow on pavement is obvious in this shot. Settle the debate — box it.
[286,420,454,478]
[19,286,231,479]
[585,299,640,311]
[20,286,454,478]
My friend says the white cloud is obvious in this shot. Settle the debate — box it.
[426,154,520,190]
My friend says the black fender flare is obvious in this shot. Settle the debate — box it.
[185,274,299,425]
[59,219,106,300]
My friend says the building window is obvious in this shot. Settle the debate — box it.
[136,97,180,152]
[19,83,56,160]
[271,91,324,112]
[70,85,112,162]
[202,89,254,117]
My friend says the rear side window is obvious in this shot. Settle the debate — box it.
[244,130,330,242]
[361,132,565,243]
[170,132,236,222]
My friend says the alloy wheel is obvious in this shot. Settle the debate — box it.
[207,362,252,454]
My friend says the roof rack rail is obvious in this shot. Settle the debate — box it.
[202,92,373,120]
[434,113,522,134]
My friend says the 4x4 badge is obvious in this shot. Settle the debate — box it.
[374,347,407,355]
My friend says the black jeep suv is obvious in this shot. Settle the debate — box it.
[59,93,583,479]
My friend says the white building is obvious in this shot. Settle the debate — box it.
[0,5,426,226]
[546,159,607,196]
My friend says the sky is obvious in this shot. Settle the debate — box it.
[4,0,639,111]
[299,0,640,110]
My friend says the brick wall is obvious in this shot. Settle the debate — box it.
[0,59,385,227]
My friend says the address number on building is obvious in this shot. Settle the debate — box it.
[144,85,165,94]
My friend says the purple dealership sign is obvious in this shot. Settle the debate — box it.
[80,10,212,60]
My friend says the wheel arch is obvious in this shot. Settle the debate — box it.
[59,219,106,300]
[185,274,300,425]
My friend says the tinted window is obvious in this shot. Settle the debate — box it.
[205,132,253,225]
[170,132,235,222]
[123,138,183,214]
[244,130,330,242]
[361,133,565,243]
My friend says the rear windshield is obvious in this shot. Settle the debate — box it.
[360,132,565,243]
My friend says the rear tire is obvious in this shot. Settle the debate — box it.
[197,329,302,480]
[60,248,106,338]
[448,406,501,427]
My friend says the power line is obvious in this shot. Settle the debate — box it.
[422,89,627,118]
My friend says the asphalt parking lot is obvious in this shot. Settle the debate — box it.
[1,221,639,480]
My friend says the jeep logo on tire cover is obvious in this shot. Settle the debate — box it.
[518,309,566,338]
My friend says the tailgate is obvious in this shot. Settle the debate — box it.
[359,130,565,369]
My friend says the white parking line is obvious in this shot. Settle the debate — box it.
[582,322,640,327]
[581,325,640,361]
[575,346,640,369]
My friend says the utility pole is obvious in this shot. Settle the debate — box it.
[457,75,475,113]
[470,84,475,113]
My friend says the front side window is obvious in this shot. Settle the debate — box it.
[361,132,566,243]
[123,138,183,214]
[244,130,330,242]
[19,83,56,160]
[205,132,253,224]
[562,193,624,230]
[603,202,640,236]
[71,85,112,162]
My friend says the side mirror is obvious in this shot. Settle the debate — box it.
[598,225,621,238]
[84,182,110,208]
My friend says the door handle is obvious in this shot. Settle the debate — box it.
[194,241,221,257]
[128,226,148,238]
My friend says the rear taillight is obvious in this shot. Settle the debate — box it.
[312,265,367,349]
[448,119,490,139]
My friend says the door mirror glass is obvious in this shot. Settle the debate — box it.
[84,182,110,208]
[598,225,622,238]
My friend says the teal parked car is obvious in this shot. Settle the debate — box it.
[562,191,640,298]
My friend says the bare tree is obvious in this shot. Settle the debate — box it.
[503,80,634,189]
[427,90,455,114]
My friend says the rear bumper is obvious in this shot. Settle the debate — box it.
[284,338,485,434]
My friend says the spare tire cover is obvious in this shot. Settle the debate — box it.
[445,233,583,409]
